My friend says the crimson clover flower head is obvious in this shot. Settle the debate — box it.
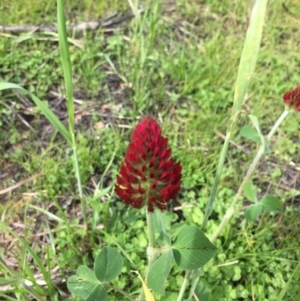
[115,116,182,212]
[283,85,300,112]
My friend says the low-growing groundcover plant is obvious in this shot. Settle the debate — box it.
[67,84,299,300]
[67,116,217,300]
[1,0,300,300]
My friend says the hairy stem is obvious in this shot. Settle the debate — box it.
[177,270,192,301]
[138,211,157,301]
[146,211,156,249]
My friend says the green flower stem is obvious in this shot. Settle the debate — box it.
[138,211,157,301]
[267,109,289,140]
[187,269,201,300]
[145,211,156,280]
[211,109,289,243]
[185,110,288,300]
[146,211,156,249]
[179,89,235,301]
[177,270,192,301]
[178,114,233,301]
[183,0,269,296]
[202,0,268,232]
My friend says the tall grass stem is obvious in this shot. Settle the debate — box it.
[184,0,269,299]
[202,0,269,231]
[211,110,289,243]
[202,136,230,230]
[57,0,86,229]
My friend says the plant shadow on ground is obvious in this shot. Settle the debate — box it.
[0,0,300,300]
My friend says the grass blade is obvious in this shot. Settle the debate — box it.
[184,1,269,300]
[232,0,268,115]
[0,82,71,142]
[202,0,269,230]
[56,0,86,227]
[0,221,53,291]
[57,0,74,133]
[276,262,300,301]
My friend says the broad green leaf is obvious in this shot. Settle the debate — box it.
[67,266,99,298]
[94,247,123,282]
[86,285,108,301]
[243,180,257,203]
[245,204,263,222]
[172,226,217,270]
[147,249,173,295]
[260,195,283,212]
[0,82,71,142]
[240,125,260,143]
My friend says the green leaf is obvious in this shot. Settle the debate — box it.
[276,262,300,301]
[0,82,71,143]
[67,266,99,298]
[94,247,123,282]
[164,292,178,300]
[260,195,283,212]
[153,210,171,246]
[232,0,268,113]
[195,284,211,301]
[245,204,263,222]
[86,285,108,301]
[172,226,217,270]
[147,249,173,295]
[243,180,257,202]
[264,141,272,154]
[248,115,261,135]
[240,125,260,143]
[249,115,265,147]
[57,0,75,132]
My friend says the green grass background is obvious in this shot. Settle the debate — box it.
[0,0,300,300]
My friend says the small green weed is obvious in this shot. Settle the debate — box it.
[0,0,299,300]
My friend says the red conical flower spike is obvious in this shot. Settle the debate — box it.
[115,117,182,212]
[283,85,300,112]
